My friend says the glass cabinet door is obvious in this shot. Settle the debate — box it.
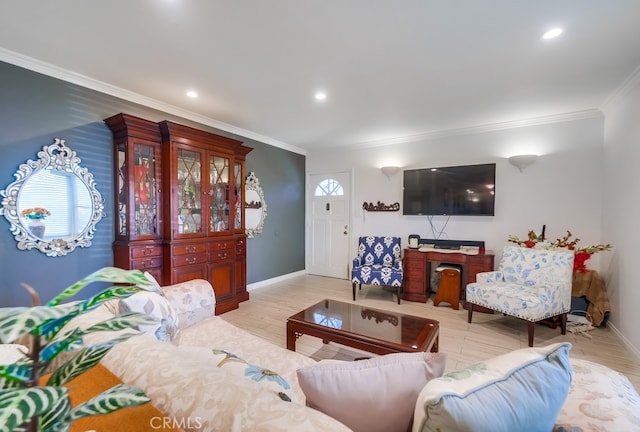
[116,141,161,239]
[176,148,203,235]
[234,161,243,231]
[209,154,230,233]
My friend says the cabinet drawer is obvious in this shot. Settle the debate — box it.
[173,252,208,267]
[131,257,163,270]
[173,243,207,255]
[405,259,426,271]
[210,240,236,252]
[131,245,163,259]
[210,248,235,262]
[235,238,246,254]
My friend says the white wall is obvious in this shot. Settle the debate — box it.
[601,70,640,357]
[307,115,606,270]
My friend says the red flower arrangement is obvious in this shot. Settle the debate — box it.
[508,230,612,272]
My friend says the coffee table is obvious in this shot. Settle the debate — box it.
[286,299,439,355]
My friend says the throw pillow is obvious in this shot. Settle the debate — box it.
[119,291,180,343]
[413,342,573,432]
[296,351,447,432]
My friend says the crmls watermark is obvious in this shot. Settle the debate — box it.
[150,416,203,430]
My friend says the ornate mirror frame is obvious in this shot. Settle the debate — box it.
[0,138,105,256]
[245,171,267,238]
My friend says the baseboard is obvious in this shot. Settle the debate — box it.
[247,270,307,292]
[606,321,640,362]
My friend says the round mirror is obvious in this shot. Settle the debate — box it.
[0,138,105,256]
[245,172,266,238]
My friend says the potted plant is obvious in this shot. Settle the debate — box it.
[508,229,612,272]
[0,267,160,432]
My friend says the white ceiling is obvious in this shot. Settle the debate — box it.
[1,0,640,152]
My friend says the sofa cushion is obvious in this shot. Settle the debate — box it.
[102,336,353,432]
[297,352,447,432]
[119,291,180,343]
[554,358,640,431]
[413,342,572,432]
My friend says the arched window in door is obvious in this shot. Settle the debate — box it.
[314,178,344,196]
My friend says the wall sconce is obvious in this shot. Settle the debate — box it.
[508,155,538,172]
[381,166,400,179]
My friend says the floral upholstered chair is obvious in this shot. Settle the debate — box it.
[351,236,403,304]
[466,245,574,347]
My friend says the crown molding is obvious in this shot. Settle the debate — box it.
[599,63,640,113]
[0,48,306,156]
[340,109,603,151]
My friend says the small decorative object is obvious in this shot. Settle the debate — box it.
[362,201,400,212]
[0,267,157,432]
[20,207,51,238]
[508,229,612,272]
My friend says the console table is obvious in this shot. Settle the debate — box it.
[403,248,494,303]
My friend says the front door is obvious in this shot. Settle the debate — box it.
[307,171,351,279]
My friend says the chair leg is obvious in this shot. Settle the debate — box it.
[352,282,357,301]
[467,303,474,323]
[396,285,401,305]
[527,321,535,347]
[560,313,567,335]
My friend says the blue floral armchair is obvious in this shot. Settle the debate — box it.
[466,245,575,346]
[351,236,403,304]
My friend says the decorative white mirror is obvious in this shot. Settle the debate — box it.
[245,171,267,238]
[0,138,105,256]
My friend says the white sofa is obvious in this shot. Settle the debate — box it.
[70,279,640,432]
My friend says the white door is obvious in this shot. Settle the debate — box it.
[307,172,351,279]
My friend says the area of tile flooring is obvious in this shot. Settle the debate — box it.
[221,274,640,390]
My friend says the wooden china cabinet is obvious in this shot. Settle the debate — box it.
[105,114,252,314]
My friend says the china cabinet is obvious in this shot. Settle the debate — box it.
[105,114,252,314]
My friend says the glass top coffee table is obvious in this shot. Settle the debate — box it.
[286,299,439,355]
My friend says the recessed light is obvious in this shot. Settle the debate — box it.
[314,91,327,101]
[542,28,563,40]
[186,90,198,98]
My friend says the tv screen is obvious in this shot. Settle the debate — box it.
[402,163,496,216]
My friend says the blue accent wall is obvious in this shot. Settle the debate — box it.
[0,61,305,307]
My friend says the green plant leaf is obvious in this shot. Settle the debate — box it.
[37,286,143,341]
[39,328,83,364]
[67,384,150,422]
[84,312,158,333]
[39,393,72,432]
[0,304,75,344]
[47,267,157,307]
[0,362,32,389]
[46,334,136,387]
[0,386,68,432]
[40,313,155,367]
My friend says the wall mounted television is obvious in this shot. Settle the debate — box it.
[402,163,496,216]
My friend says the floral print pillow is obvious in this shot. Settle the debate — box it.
[119,291,180,343]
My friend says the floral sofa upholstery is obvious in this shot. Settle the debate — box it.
[67,278,639,432]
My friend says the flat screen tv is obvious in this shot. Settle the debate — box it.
[402,163,496,216]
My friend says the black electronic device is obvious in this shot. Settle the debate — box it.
[402,163,496,216]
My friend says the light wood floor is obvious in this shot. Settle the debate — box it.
[222,274,640,390]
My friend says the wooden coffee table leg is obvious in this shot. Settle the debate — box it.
[286,322,296,351]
